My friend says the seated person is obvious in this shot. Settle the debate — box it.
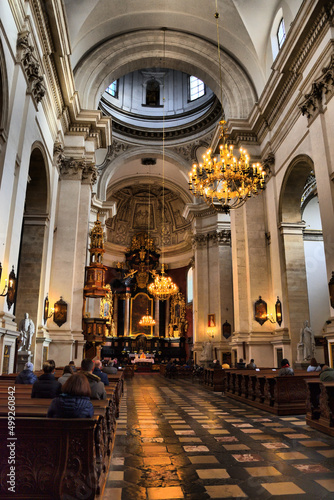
[47,373,94,418]
[15,361,38,384]
[246,359,257,369]
[222,361,230,369]
[93,360,109,386]
[209,359,221,369]
[81,358,106,399]
[102,359,118,374]
[278,358,294,376]
[140,352,146,359]
[236,358,246,369]
[31,361,62,398]
[68,360,77,372]
[58,365,74,386]
[307,357,321,372]
[319,365,334,382]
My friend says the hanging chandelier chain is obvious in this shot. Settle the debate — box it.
[187,0,266,213]
[215,1,224,118]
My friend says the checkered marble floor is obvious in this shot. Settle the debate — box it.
[102,374,334,499]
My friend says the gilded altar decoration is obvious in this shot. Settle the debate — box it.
[84,213,109,298]
[169,291,186,337]
[125,232,160,289]
[100,285,115,335]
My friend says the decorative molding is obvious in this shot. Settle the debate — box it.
[192,230,231,249]
[17,31,45,104]
[299,52,334,119]
[262,152,275,174]
[97,140,132,173]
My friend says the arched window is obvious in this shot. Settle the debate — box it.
[277,18,286,50]
[146,79,160,106]
[187,267,193,303]
[106,80,118,98]
[189,76,205,101]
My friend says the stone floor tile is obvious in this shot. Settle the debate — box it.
[276,452,308,460]
[207,429,230,435]
[315,479,334,492]
[245,466,281,476]
[232,453,263,462]
[103,487,122,500]
[188,455,219,464]
[205,485,247,498]
[109,471,124,481]
[293,464,330,473]
[223,444,250,451]
[262,442,289,449]
[261,482,305,495]
[284,433,309,439]
[146,486,184,499]
[178,437,203,443]
[316,449,334,457]
[183,445,209,452]
[196,469,230,479]
[299,440,329,447]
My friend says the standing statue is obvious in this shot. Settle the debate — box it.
[18,313,35,351]
[199,341,213,362]
[300,320,315,360]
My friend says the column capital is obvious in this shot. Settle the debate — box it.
[54,144,98,185]
[278,221,306,236]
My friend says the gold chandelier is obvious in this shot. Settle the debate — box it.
[148,264,178,301]
[188,120,266,212]
[139,309,156,327]
[188,5,266,213]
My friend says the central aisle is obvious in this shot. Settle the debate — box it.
[103,373,334,499]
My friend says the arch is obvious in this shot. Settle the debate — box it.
[279,154,314,224]
[15,145,50,348]
[0,38,9,182]
[97,146,194,202]
[74,30,257,120]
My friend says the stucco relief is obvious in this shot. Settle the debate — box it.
[106,184,191,248]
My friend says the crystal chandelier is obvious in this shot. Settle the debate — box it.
[188,4,266,213]
[148,264,178,301]
[188,120,266,212]
[139,309,156,327]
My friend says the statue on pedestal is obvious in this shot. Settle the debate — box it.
[18,313,35,351]
[299,320,315,360]
[199,341,213,362]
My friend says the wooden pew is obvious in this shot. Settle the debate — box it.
[203,368,225,392]
[0,416,103,499]
[305,379,334,436]
[224,369,319,415]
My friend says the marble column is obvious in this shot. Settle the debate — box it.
[48,151,97,365]
[154,298,159,337]
[124,293,131,336]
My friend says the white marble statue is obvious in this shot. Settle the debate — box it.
[18,313,35,351]
[299,320,315,360]
[199,341,213,362]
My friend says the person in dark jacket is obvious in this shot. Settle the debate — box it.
[246,359,257,369]
[81,358,106,400]
[68,361,77,372]
[15,362,38,384]
[236,358,246,369]
[47,373,94,418]
[31,361,62,398]
[102,359,118,375]
[278,358,294,376]
[319,365,334,382]
[93,360,109,386]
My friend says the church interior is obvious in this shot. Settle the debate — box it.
[1,0,334,499]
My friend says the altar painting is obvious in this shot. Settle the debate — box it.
[130,292,154,335]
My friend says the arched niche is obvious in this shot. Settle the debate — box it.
[0,38,9,183]
[74,30,257,120]
[278,154,318,361]
[15,146,49,344]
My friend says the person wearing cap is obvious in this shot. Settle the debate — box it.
[15,362,38,384]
